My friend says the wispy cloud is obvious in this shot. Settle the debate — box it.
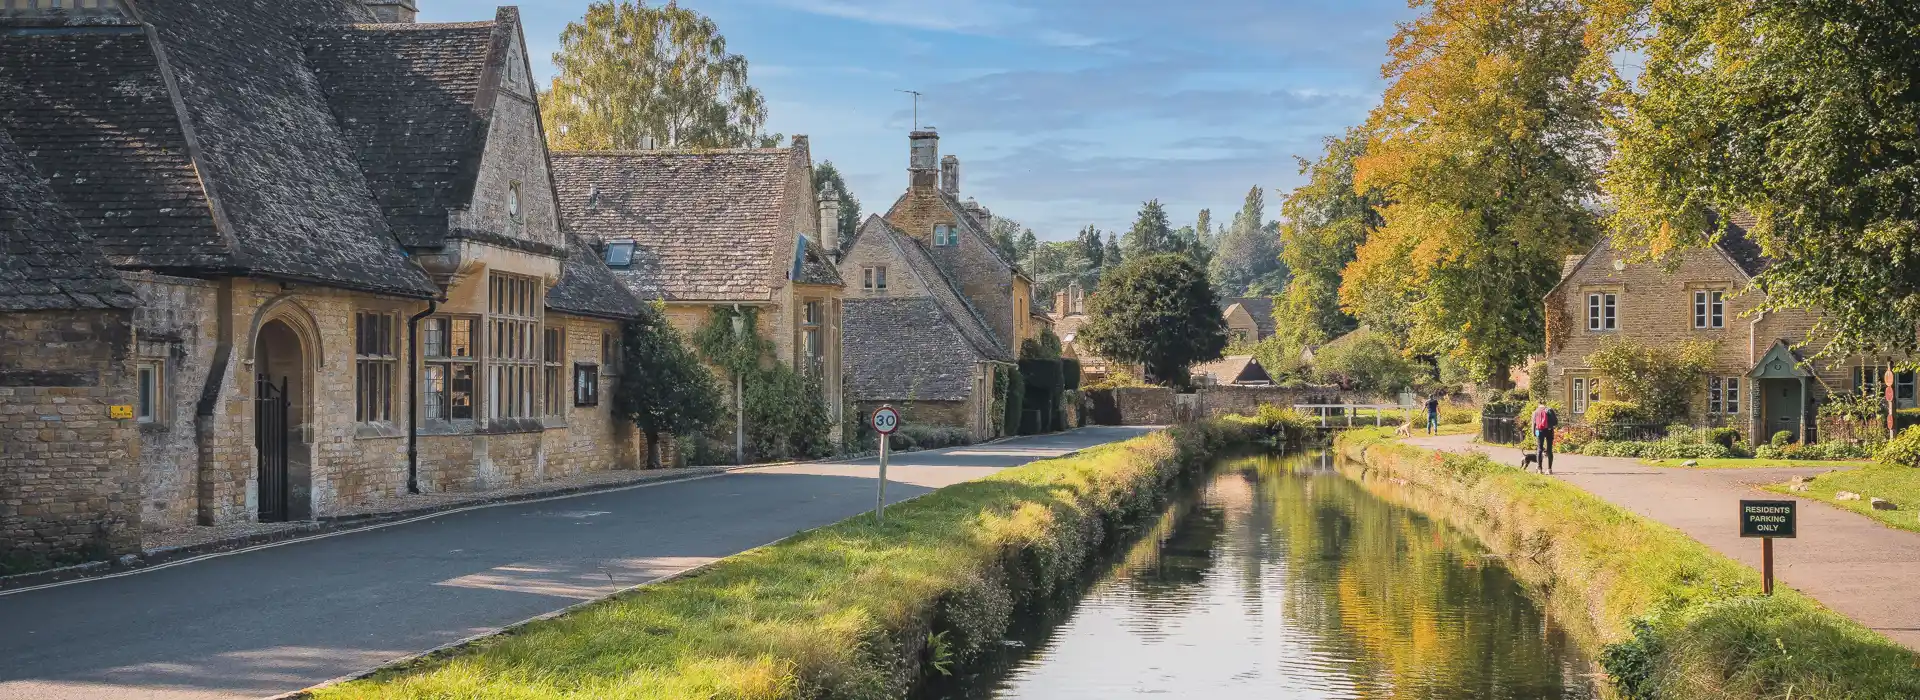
[761,0,1030,33]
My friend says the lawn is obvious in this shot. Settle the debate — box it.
[1764,463,1920,533]
[1641,457,1872,469]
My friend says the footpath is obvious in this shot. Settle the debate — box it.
[1408,433,1920,651]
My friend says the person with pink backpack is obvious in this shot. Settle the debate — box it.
[1531,402,1559,474]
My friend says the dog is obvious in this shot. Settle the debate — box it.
[1394,422,1413,438]
[1519,451,1542,472]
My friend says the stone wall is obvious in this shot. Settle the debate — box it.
[1088,388,1175,426]
[446,28,563,251]
[126,273,220,531]
[885,181,1016,352]
[0,308,142,565]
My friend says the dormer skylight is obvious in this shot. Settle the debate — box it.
[605,241,635,268]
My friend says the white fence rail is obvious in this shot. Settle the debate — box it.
[1291,403,1419,428]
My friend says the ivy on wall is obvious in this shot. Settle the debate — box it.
[691,306,833,462]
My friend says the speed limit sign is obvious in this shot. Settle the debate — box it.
[871,405,901,435]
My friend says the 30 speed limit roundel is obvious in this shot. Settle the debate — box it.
[871,405,901,435]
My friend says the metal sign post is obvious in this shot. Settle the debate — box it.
[1740,499,1797,595]
[871,405,901,526]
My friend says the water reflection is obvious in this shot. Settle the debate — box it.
[938,451,1597,699]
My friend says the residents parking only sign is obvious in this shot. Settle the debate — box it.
[1740,500,1797,539]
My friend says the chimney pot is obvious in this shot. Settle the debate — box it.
[363,0,418,23]
[909,129,939,188]
[940,155,960,195]
[818,183,841,253]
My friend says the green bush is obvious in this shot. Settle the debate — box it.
[1876,425,1920,467]
[1439,406,1476,425]
[1587,400,1652,425]
[1758,441,1873,461]
[892,424,971,452]
[1002,369,1025,438]
[1060,358,1082,390]
[1586,338,1717,423]
[1771,430,1795,448]
[1580,440,1732,460]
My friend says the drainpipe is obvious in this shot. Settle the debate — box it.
[1749,309,1767,443]
[732,303,745,466]
[406,300,438,494]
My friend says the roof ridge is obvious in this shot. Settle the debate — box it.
[552,148,791,157]
[333,21,496,31]
[882,223,1009,360]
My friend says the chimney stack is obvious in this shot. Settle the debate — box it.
[909,129,939,189]
[363,0,418,22]
[817,182,841,254]
[1054,289,1068,317]
[940,155,960,195]
[1068,281,1085,315]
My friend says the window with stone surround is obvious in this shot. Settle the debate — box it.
[802,300,825,372]
[544,326,566,416]
[862,265,888,291]
[136,362,162,424]
[934,224,955,247]
[1571,376,1599,414]
[355,311,398,423]
[1586,292,1617,331]
[1710,377,1742,414]
[488,273,542,420]
[423,316,476,421]
[574,363,600,407]
[1693,290,1725,329]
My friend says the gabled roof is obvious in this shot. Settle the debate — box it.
[0,130,136,311]
[794,236,842,286]
[301,18,500,249]
[0,1,463,297]
[551,148,804,302]
[1550,212,1770,299]
[547,233,642,320]
[1221,296,1276,336]
[853,215,1009,362]
[1191,355,1271,385]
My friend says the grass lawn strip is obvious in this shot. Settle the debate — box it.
[1337,428,1920,700]
[1764,464,1920,534]
[315,414,1310,700]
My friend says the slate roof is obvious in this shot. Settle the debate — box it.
[0,130,136,311]
[796,237,842,286]
[1715,211,1769,277]
[302,20,498,249]
[842,297,984,402]
[1192,355,1271,385]
[0,26,226,271]
[552,149,802,302]
[0,1,448,298]
[547,233,643,320]
[1221,296,1276,336]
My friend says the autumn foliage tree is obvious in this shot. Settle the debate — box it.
[1341,0,1605,385]
[1598,1,1920,360]
[1276,128,1384,349]
[543,1,771,150]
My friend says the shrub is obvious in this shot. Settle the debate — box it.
[1481,389,1527,417]
[1557,423,1598,452]
[1527,360,1550,401]
[1587,400,1651,425]
[1876,425,1920,467]
[1309,327,1425,394]
[1771,430,1794,448]
[1439,406,1476,425]
[1580,440,1732,460]
[1758,441,1873,461]
[893,424,971,452]
[1586,338,1717,423]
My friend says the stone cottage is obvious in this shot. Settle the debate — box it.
[1,129,145,565]
[0,0,648,548]
[1542,215,1876,443]
[1221,297,1276,345]
[549,140,846,434]
[838,130,1041,438]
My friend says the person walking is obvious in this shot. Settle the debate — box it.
[1532,402,1559,474]
[1424,395,1440,435]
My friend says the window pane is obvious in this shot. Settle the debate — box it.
[450,364,473,419]
[138,367,155,420]
[425,365,447,420]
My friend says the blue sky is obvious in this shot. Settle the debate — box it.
[425,0,1416,239]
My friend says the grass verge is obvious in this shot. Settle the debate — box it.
[1763,464,1920,534]
[1336,428,1920,700]
[315,415,1309,700]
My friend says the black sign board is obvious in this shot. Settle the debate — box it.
[1740,500,1797,539]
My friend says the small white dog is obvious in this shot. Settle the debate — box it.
[1394,422,1413,438]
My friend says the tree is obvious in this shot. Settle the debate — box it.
[1276,129,1383,348]
[1586,338,1717,424]
[613,302,725,468]
[543,1,770,150]
[1209,185,1285,297]
[812,161,861,251]
[988,217,1025,264]
[1598,1,1920,360]
[1196,208,1215,250]
[1077,225,1106,271]
[1311,327,1426,395]
[1103,232,1123,272]
[1079,253,1229,386]
[1017,228,1038,265]
[1123,200,1181,258]
[1341,0,1605,385]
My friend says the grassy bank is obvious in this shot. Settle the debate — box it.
[1337,429,1920,700]
[1642,457,1868,469]
[1764,464,1920,534]
[317,415,1310,700]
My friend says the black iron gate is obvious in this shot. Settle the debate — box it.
[255,374,290,523]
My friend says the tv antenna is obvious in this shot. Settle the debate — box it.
[895,89,923,128]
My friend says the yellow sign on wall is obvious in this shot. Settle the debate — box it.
[109,405,134,420]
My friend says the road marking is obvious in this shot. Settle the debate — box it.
[0,472,732,598]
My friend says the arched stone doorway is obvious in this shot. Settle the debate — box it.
[254,318,313,521]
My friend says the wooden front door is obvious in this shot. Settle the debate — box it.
[1762,378,1803,442]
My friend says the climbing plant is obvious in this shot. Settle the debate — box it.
[692,307,833,462]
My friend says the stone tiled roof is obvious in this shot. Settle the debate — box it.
[126,0,439,297]
[552,149,799,301]
[1716,211,1769,277]
[1221,296,1276,336]
[1192,355,1271,385]
[302,20,497,249]
[796,237,842,286]
[547,234,642,320]
[0,27,226,272]
[0,130,136,311]
[842,297,984,402]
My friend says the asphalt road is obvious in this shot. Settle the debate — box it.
[0,426,1152,700]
